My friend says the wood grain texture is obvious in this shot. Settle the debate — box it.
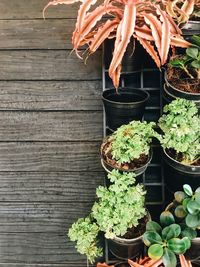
[0,264,96,267]
[0,233,89,263]
[0,172,104,202]
[0,81,102,111]
[0,142,101,171]
[0,111,102,141]
[0,0,79,19]
[0,202,97,232]
[0,19,75,49]
[0,50,101,80]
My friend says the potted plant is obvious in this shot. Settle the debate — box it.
[164,35,200,106]
[44,0,191,89]
[166,184,200,261]
[68,170,149,263]
[102,88,149,132]
[100,120,159,175]
[158,98,200,194]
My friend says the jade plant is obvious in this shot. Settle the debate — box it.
[143,212,191,267]
[169,35,200,80]
[173,184,200,231]
[102,121,160,167]
[158,98,200,165]
[68,170,147,263]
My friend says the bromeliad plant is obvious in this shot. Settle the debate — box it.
[68,170,147,263]
[158,98,200,165]
[101,121,159,169]
[44,0,191,88]
[143,212,192,267]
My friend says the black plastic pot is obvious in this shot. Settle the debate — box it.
[163,149,200,199]
[164,72,200,110]
[114,262,130,267]
[107,232,144,260]
[102,88,149,131]
[184,237,200,261]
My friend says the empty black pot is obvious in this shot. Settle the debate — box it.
[102,88,149,131]
[163,149,200,200]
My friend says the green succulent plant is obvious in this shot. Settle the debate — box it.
[174,184,200,230]
[92,170,146,239]
[143,212,191,267]
[108,121,159,164]
[159,98,200,164]
[169,35,200,79]
[68,216,102,263]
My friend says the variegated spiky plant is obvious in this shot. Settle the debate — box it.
[166,0,200,24]
[44,0,191,89]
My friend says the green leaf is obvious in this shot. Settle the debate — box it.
[162,248,177,267]
[146,221,162,234]
[148,244,163,260]
[186,213,200,229]
[192,35,200,47]
[174,205,187,218]
[183,198,190,208]
[181,227,197,240]
[143,231,162,247]
[186,47,199,59]
[182,237,191,250]
[187,200,200,215]
[160,211,175,226]
[195,191,200,204]
[191,60,200,69]
[167,238,188,255]
[162,224,181,240]
[174,191,186,203]
[183,184,193,196]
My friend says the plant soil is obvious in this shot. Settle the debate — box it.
[166,67,200,93]
[120,215,148,239]
[101,140,148,171]
[167,148,200,166]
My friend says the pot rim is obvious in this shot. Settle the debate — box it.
[100,137,153,172]
[102,88,150,105]
[164,72,200,96]
[163,148,200,169]
[111,211,151,243]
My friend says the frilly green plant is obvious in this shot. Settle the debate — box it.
[92,170,146,239]
[108,121,160,164]
[68,216,102,263]
[159,98,200,165]
[68,170,147,263]
[143,211,191,267]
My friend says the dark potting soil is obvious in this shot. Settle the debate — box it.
[167,149,200,166]
[101,140,148,170]
[121,215,148,239]
[166,67,200,93]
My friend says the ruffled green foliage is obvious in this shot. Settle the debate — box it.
[109,121,159,164]
[92,170,146,239]
[159,98,200,164]
[68,216,102,263]
[143,212,191,267]
[174,184,200,230]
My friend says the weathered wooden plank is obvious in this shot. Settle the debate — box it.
[0,202,97,232]
[0,0,79,19]
[0,81,102,111]
[0,264,96,267]
[0,142,101,171]
[0,19,75,49]
[0,111,102,141]
[0,172,104,202]
[0,233,90,263]
[0,51,101,80]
